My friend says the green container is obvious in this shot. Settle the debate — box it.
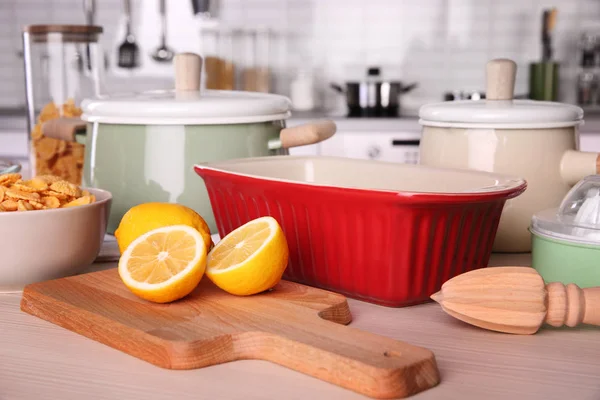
[529,62,559,101]
[530,175,600,287]
[531,230,600,287]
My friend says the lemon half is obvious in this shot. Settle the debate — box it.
[118,224,207,303]
[206,216,289,296]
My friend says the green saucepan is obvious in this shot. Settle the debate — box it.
[46,53,336,234]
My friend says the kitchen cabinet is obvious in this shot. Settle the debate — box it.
[318,131,420,163]
[287,117,422,163]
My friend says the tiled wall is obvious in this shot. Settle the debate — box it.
[1,0,600,113]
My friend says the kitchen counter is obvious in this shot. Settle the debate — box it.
[2,253,600,400]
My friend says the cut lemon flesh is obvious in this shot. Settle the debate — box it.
[207,216,289,296]
[118,224,207,303]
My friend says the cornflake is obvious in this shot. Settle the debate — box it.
[0,173,95,213]
[50,180,82,197]
[31,99,85,184]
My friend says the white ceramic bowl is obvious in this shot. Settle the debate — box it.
[0,188,112,292]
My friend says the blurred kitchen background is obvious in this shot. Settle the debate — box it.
[3,0,600,168]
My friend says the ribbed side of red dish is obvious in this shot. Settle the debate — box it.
[197,168,516,307]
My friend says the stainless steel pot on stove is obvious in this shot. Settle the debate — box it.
[331,67,417,118]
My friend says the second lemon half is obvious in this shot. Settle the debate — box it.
[206,216,289,296]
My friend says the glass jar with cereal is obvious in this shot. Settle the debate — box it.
[22,24,104,184]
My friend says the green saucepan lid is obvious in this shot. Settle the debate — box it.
[81,53,293,126]
[80,87,293,126]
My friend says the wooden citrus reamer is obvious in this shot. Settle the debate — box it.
[430,267,600,334]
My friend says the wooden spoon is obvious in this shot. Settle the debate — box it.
[431,266,600,334]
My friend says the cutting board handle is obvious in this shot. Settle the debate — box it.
[242,314,440,398]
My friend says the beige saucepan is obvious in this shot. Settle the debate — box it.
[418,59,599,253]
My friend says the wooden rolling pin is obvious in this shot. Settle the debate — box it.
[431,266,600,334]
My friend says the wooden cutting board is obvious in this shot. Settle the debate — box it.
[20,268,440,399]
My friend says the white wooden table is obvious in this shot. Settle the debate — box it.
[2,253,600,400]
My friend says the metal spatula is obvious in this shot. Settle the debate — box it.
[117,0,139,68]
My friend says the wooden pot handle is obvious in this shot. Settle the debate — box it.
[41,117,86,142]
[279,120,336,148]
[560,150,600,185]
[486,58,517,101]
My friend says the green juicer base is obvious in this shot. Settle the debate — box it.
[531,231,600,287]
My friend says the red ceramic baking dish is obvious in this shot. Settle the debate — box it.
[194,156,526,307]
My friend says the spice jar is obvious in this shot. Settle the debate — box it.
[200,25,235,90]
[22,24,104,184]
[241,28,272,93]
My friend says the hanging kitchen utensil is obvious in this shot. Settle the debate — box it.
[21,268,441,399]
[191,0,212,17]
[151,0,175,63]
[117,0,139,68]
[82,0,95,71]
[431,266,600,335]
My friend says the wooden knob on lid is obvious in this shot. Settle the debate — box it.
[174,52,202,91]
[486,58,517,101]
